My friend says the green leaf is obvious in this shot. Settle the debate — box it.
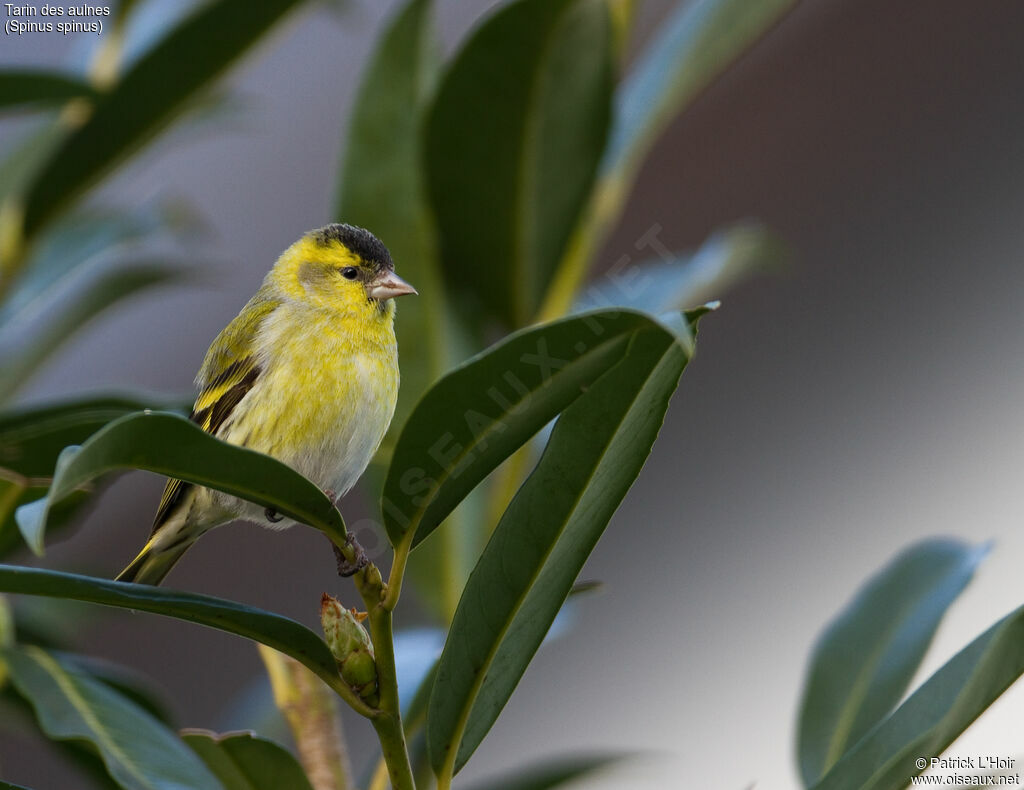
[0,71,99,112]
[336,0,446,448]
[462,753,626,790]
[382,309,687,550]
[0,480,89,562]
[427,311,704,777]
[0,393,184,479]
[542,0,798,317]
[14,410,346,556]
[0,565,342,692]
[20,0,307,240]
[1,645,224,790]
[574,222,785,315]
[797,539,987,787]
[425,0,614,326]
[0,781,34,790]
[0,260,188,402]
[183,730,315,790]
[810,601,1024,790]
[57,651,174,725]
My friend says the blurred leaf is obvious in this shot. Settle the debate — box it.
[0,393,184,479]
[0,566,343,693]
[183,730,315,790]
[462,753,627,790]
[797,539,987,787]
[605,0,797,182]
[14,410,346,556]
[0,118,66,220]
[428,309,706,777]
[0,484,91,562]
[0,259,188,402]
[0,72,98,112]
[20,0,308,240]
[1,645,224,790]
[0,781,34,789]
[336,0,446,449]
[57,652,174,725]
[0,686,122,789]
[574,222,785,314]
[541,0,798,318]
[425,0,614,326]
[0,389,179,557]
[607,0,637,59]
[810,601,1024,790]
[0,206,174,328]
[383,309,684,550]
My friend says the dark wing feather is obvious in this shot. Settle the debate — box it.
[149,355,263,534]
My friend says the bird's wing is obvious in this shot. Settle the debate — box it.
[150,290,280,534]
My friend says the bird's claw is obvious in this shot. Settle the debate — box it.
[333,534,368,578]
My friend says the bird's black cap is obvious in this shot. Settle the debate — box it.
[310,223,393,271]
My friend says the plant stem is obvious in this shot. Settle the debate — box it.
[259,645,354,790]
[329,547,415,790]
[381,533,414,611]
[362,587,415,789]
[367,757,390,790]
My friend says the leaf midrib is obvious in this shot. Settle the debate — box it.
[23,647,156,789]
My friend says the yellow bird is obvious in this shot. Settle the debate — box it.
[117,224,416,585]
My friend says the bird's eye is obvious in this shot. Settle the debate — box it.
[341,267,359,280]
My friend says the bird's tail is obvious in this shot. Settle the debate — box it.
[116,535,194,586]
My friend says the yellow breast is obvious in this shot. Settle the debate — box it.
[225,301,399,496]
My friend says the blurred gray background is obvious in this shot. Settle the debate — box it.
[3,0,1024,786]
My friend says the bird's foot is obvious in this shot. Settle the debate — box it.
[323,488,338,506]
[333,534,368,578]
[265,508,284,523]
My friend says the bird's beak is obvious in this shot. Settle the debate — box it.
[367,271,417,300]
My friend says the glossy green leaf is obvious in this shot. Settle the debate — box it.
[463,753,626,790]
[543,0,798,317]
[0,781,34,789]
[0,71,98,112]
[0,395,192,556]
[0,260,187,402]
[798,539,987,787]
[425,0,614,326]
[574,222,785,315]
[1,645,224,790]
[14,410,346,555]
[336,0,445,448]
[0,390,182,557]
[183,730,315,790]
[0,393,185,479]
[0,482,89,561]
[382,309,689,550]
[0,565,342,691]
[811,601,1024,790]
[20,0,307,240]
[428,311,705,777]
